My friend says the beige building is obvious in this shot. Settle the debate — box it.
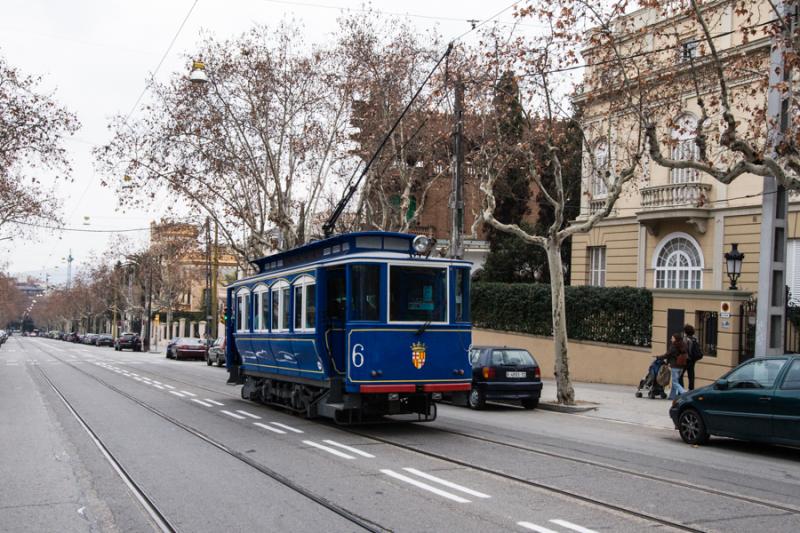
[568,1,790,386]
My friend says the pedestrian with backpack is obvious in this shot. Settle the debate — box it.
[682,324,703,391]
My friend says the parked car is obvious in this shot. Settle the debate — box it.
[167,337,208,360]
[82,333,99,345]
[206,336,226,366]
[115,333,142,352]
[464,346,543,410]
[670,355,800,446]
[0,330,7,345]
[96,334,114,347]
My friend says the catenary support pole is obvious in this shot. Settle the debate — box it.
[755,0,793,357]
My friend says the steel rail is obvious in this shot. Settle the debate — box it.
[30,343,387,533]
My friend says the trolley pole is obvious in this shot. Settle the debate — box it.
[211,219,219,339]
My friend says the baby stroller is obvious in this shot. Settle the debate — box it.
[635,357,668,399]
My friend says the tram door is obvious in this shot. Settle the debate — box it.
[324,267,347,374]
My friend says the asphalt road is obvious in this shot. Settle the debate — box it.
[1,336,799,532]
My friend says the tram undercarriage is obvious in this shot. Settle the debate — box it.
[240,372,437,424]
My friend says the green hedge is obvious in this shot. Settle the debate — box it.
[471,282,652,347]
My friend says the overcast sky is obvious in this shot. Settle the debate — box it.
[2,0,532,282]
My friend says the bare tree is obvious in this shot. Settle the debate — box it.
[471,10,646,404]
[97,23,359,263]
[0,55,79,240]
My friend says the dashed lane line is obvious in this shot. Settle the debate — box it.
[192,399,213,407]
[303,440,356,460]
[180,391,197,397]
[271,422,303,434]
[380,469,470,504]
[235,410,261,419]
[253,422,286,434]
[322,440,375,458]
[169,391,186,398]
[549,519,597,533]
[402,467,490,499]
[221,410,246,420]
[518,523,559,533]
[204,399,224,406]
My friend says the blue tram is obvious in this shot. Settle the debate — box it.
[225,231,473,423]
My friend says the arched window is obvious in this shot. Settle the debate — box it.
[654,233,703,289]
[235,288,251,332]
[270,280,289,332]
[670,113,699,183]
[252,284,269,331]
[293,275,316,332]
[592,140,609,197]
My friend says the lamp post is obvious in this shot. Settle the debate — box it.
[724,243,745,290]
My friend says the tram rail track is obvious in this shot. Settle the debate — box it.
[30,342,386,533]
[32,340,800,532]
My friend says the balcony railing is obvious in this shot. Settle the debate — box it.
[640,182,712,210]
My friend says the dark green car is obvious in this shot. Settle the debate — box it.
[670,355,800,446]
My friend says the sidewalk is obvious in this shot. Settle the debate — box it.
[538,379,676,429]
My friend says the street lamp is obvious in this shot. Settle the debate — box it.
[189,59,208,84]
[724,243,745,290]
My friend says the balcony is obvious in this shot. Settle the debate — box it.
[637,182,713,235]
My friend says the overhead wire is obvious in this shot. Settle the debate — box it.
[67,0,200,223]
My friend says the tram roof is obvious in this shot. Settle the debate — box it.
[250,231,443,274]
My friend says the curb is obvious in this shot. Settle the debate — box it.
[538,401,599,413]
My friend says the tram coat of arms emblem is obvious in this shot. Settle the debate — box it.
[411,342,426,369]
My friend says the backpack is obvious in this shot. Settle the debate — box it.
[689,337,704,362]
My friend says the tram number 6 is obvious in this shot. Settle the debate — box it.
[352,344,365,368]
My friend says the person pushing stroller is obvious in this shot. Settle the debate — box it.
[658,332,688,400]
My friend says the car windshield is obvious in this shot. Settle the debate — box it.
[182,338,204,345]
[491,349,536,366]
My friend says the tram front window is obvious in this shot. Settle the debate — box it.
[351,265,380,321]
[390,266,446,322]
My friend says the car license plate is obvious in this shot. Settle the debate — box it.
[506,371,526,378]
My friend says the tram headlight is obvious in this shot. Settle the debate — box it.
[412,235,434,256]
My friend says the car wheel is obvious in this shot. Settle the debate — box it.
[521,398,539,410]
[468,387,485,410]
[678,408,710,445]
[217,359,224,367]
[206,355,212,366]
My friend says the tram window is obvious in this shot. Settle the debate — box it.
[271,287,279,330]
[281,286,290,330]
[259,291,269,330]
[236,291,250,331]
[455,268,469,322]
[326,268,346,321]
[294,285,303,330]
[351,265,380,321]
[390,266,446,322]
[305,283,316,329]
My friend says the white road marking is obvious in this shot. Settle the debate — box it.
[518,522,559,533]
[221,410,246,420]
[192,399,213,407]
[205,399,224,406]
[380,469,470,503]
[129,373,139,377]
[152,385,165,390]
[180,391,197,397]
[303,440,355,459]
[270,422,303,434]
[235,410,261,419]
[162,384,175,390]
[151,380,162,385]
[169,391,186,398]
[402,468,490,498]
[549,520,597,533]
[133,377,143,382]
[253,422,286,434]
[322,440,375,458]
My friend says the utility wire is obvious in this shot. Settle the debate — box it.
[68,0,199,222]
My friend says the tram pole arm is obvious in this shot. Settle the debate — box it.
[322,43,453,238]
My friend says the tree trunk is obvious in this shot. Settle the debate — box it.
[546,239,575,405]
